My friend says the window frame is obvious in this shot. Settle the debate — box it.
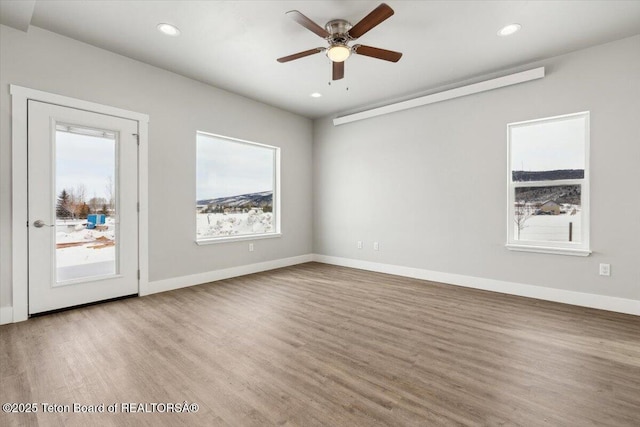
[505,111,591,256]
[195,131,281,245]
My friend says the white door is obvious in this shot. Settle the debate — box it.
[28,100,139,314]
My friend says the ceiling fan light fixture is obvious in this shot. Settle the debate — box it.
[497,23,521,37]
[277,4,401,80]
[157,23,181,36]
[327,44,351,62]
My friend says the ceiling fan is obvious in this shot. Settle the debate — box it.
[277,3,402,81]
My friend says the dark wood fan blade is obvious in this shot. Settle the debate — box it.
[277,48,324,63]
[332,61,345,80]
[286,10,330,38]
[353,45,402,62]
[348,3,394,39]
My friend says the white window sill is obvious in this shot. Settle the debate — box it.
[505,243,591,257]
[196,232,282,245]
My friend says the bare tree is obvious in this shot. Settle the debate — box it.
[514,200,534,239]
[88,194,107,213]
[105,175,114,211]
[68,184,87,218]
[67,187,77,218]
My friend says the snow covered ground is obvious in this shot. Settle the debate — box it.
[516,211,582,242]
[55,219,115,281]
[197,210,273,239]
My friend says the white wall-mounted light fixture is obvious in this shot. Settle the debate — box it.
[157,23,181,36]
[498,23,521,37]
[327,44,350,62]
[310,92,322,98]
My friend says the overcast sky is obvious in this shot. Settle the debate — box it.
[511,116,586,172]
[196,133,274,200]
[56,131,114,201]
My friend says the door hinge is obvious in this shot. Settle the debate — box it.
[132,133,140,145]
[137,270,140,280]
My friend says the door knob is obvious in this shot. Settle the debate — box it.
[33,220,54,228]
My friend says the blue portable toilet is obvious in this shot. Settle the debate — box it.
[86,214,106,229]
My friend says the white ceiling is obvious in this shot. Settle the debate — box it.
[2,1,640,118]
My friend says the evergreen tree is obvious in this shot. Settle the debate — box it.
[56,189,72,218]
[100,204,109,216]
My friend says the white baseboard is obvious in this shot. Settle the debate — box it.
[3,253,635,324]
[144,254,314,295]
[312,254,640,316]
[0,306,14,325]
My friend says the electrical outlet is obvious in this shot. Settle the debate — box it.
[373,242,379,251]
[357,241,363,249]
[249,243,254,252]
[599,263,610,276]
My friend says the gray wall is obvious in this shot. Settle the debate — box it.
[1,24,638,312]
[0,25,313,308]
[313,35,640,301]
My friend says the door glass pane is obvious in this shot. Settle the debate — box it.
[55,124,118,283]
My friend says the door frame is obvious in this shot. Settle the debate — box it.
[10,85,150,322]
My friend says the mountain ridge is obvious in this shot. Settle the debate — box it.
[512,169,584,182]
[197,191,272,209]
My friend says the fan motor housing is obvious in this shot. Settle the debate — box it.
[325,19,352,42]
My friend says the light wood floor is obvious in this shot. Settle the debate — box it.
[1,262,639,426]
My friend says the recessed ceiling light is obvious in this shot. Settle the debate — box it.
[497,23,521,37]
[157,23,181,36]
[310,92,322,98]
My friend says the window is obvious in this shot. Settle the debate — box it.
[196,132,280,243]
[506,112,590,256]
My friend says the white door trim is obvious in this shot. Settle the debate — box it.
[10,85,150,322]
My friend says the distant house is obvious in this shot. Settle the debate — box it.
[537,200,561,215]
